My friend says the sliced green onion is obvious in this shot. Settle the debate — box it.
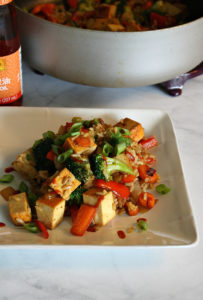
[51,144,61,155]
[116,127,130,136]
[137,220,148,231]
[18,181,29,193]
[0,174,14,183]
[115,142,127,155]
[102,142,113,156]
[54,122,82,145]
[57,149,74,163]
[156,184,171,195]
[68,122,83,136]
[43,131,55,140]
[23,222,40,233]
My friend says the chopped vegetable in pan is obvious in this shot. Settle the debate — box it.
[30,0,190,32]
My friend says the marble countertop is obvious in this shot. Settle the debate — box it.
[1,62,203,300]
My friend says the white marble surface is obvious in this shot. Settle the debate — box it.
[0,61,203,300]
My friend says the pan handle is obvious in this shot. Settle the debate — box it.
[160,62,203,96]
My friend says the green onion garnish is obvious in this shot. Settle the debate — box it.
[0,174,14,183]
[23,222,40,233]
[54,122,82,145]
[115,142,127,155]
[116,127,130,136]
[137,219,148,231]
[51,144,61,155]
[102,142,113,157]
[57,149,74,163]
[156,184,171,195]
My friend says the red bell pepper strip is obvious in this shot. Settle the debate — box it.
[150,12,168,29]
[67,0,78,9]
[142,0,153,10]
[139,136,158,149]
[46,149,55,161]
[41,3,56,16]
[95,179,130,200]
[70,204,97,236]
[35,220,49,239]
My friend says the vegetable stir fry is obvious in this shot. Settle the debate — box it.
[30,0,189,32]
[0,117,170,237]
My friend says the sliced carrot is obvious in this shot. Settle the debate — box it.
[125,202,139,216]
[138,165,158,183]
[138,192,156,209]
[74,136,91,147]
[70,204,97,236]
[122,174,136,183]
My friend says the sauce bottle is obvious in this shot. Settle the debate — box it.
[0,0,23,106]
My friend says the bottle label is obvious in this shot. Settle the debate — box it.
[0,48,23,105]
[0,0,13,5]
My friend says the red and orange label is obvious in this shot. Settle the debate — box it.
[0,48,23,105]
[0,0,13,5]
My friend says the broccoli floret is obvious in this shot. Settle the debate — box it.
[32,137,56,175]
[67,185,86,207]
[90,154,135,181]
[65,157,90,184]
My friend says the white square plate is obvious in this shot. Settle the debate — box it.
[0,107,197,247]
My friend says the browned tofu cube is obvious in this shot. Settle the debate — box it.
[96,4,117,19]
[12,148,38,182]
[107,24,125,31]
[116,118,144,142]
[35,193,65,229]
[0,186,16,201]
[63,132,97,155]
[50,168,81,200]
[8,192,32,225]
[83,188,116,226]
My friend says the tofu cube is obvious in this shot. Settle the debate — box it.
[83,188,116,226]
[50,168,81,200]
[8,192,32,225]
[115,118,144,142]
[96,4,117,19]
[35,192,65,229]
[0,186,16,201]
[107,24,125,31]
[63,133,97,155]
[12,148,38,182]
